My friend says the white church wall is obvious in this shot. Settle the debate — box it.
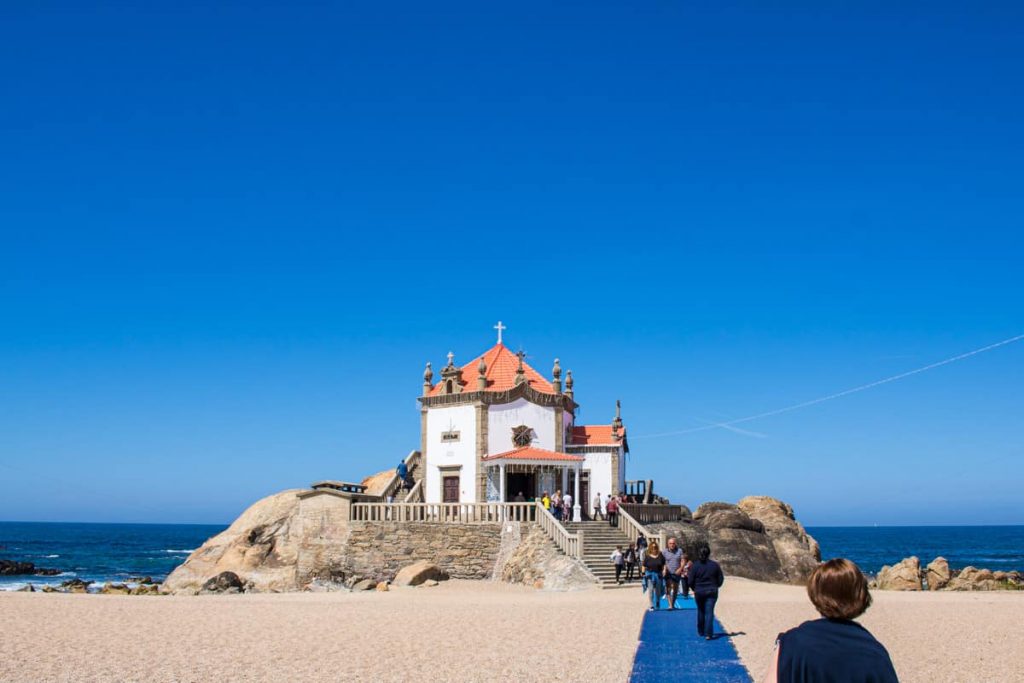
[424,404,477,503]
[487,398,556,454]
[583,450,614,508]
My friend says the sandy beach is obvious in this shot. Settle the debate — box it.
[3,578,1023,683]
[716,578,1024,683]
[0,581,645,683]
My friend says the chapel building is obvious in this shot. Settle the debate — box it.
[418,327,627,519]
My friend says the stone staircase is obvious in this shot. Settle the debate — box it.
[564,520,635,588]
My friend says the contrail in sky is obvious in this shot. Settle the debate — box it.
[633,332,1024,440]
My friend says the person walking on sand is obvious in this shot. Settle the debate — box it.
[642,540,665,611]
[593,492,604,520]
[687,543,724,640]
[764,558,898,683]
[624,543,638,583]
[661,537,684,610]
[610,545,625,584]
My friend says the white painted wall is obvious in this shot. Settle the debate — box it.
[583,450,614,513]
[424,404,477,503]
[487,398,557,454]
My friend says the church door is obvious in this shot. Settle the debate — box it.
[442,476,460,503]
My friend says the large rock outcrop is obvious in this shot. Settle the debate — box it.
[163,490,305,594]
[738,496,821,583]
[654,497,820,585]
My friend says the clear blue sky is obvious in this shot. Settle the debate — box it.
[2,1,1021,526]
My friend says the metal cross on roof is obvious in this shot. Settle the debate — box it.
[493,320,506,345]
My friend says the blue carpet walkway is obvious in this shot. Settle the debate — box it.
[629,594,751,683]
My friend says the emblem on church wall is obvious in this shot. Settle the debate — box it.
[512,425,534,448]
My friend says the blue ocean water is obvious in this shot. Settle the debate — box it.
[0,521,225,590]
[808,525,1024,575]
[1,522,1022,590]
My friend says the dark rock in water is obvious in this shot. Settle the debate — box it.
[17,583,35,592]
[200,571,245,594]
[60,578,93,593]
[128,576,155,584]
[1,560,37,575]
[0,559,63,576]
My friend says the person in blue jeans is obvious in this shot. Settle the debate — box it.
[641,539,665,610]
[686,543,724,639]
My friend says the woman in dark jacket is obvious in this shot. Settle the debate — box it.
[766,558,898,683]
[686,543,724,640]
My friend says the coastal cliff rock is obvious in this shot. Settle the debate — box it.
[738,496,821,583]
[690,503,787,584]
[876,557,923,590]
[925,557,951,591]
[163,490,305,594]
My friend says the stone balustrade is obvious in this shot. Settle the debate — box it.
[350,502,536,524]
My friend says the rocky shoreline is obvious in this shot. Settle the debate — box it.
[872,555,1023,591]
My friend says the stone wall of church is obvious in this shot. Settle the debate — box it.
[341,521,507,582]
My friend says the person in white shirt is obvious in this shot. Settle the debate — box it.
[593,492,604,520]
[563,492,573,519]
[609,545,625,584]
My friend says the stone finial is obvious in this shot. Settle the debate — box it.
[514,349,527,386]
[565,370,574,399]
[422,362,433,395]
[477,357,487,390]
[446,351,455,368]
[612,399,623,438]
[552,358,562,393]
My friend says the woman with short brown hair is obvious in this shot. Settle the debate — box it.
[765,558,898,682]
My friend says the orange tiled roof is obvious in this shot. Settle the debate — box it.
[483,446,584,462]
[571,425,624,445]
[427,343,556,396]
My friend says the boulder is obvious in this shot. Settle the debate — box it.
[200,571,245,594]
[351,578,376,591]
[41,585,58,593]
[875,557,922,591]
[60,578,93,593]
[100,583,131,595]
[163,490,305,594]
[925,557,951,591]
[131,583,161,596]
[375,581,389,592]
[424,579,439,587]
[393,560,448,587]
[738,496,821,584]
[16,584,35,592]
[498,523,595,591]
[945,566,1005,591]
[684,503,789,583]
